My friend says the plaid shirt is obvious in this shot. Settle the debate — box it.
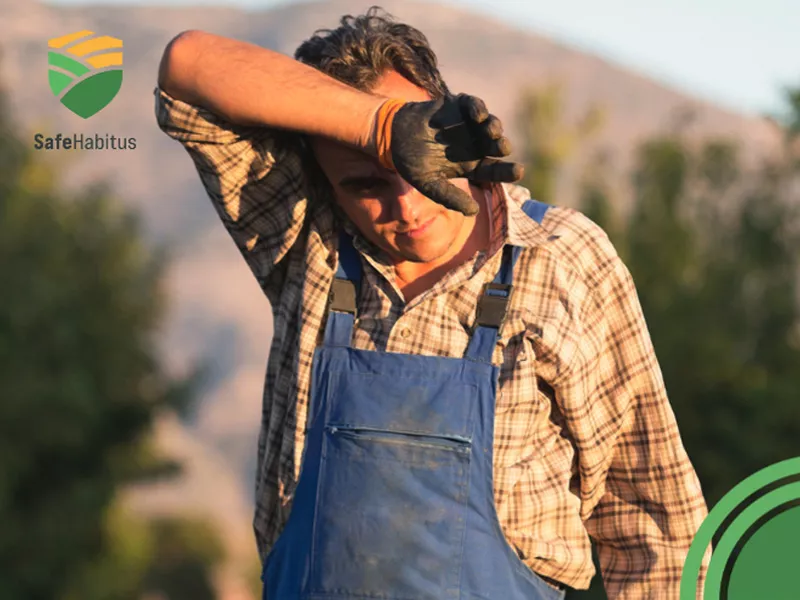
[155,86,710,598]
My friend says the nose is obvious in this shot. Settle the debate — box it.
[389,175,426,224]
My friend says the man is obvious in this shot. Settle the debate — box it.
[155,7,709,598]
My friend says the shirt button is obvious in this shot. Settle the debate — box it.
[399,327,412,339]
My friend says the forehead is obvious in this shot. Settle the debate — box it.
[311,70,433,176]
[312,138,381,175]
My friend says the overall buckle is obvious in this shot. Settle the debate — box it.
[329,278,357,314]
[475,282,513,329]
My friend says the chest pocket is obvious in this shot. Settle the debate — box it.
[491,310,567,463]
[494,309,544,413]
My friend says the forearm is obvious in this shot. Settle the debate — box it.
[157,29,384,153]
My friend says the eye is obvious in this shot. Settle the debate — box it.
[342,176,386,194]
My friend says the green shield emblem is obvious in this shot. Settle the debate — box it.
[48,30,123,119]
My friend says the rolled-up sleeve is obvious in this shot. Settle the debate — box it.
[153,86,312,300]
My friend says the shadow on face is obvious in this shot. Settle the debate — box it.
[310,70,474,265]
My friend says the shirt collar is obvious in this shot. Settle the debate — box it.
[489,181,556,250]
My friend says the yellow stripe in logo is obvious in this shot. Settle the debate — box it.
[48,30,94,48]
[85,52,123,68]
[68,35,123,57]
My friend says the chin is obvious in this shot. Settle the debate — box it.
[396,238,452,264]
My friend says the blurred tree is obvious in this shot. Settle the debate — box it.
[0,64,223,599]
[60,505,227,600]
[139,516,226,600]
[515,82,605,204]
[61,502,155,600]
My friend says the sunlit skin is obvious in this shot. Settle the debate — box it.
[310,70,490,302]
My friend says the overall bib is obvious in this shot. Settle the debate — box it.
[262,200,564,600]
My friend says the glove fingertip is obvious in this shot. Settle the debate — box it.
[470,160,525,184]
[451,190,481,216]
[428,180,480,216]
[495,137,512,157]
[460,94,488,123]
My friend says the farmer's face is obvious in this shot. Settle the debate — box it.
[311,70,476,265]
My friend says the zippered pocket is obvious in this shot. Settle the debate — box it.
[327,424,471,453]
[311,421,471,597]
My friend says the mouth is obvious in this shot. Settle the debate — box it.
[397,216,436,240]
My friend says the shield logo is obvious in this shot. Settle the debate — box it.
[48,30,123,119]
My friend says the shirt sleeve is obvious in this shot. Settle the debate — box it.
[531,210,711,598]
[153,86,313,302]
[572,226,710,598]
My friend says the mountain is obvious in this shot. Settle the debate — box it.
[1,0,783,589]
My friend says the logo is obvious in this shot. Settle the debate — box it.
[681,457,800,599]
[48,30,123,118]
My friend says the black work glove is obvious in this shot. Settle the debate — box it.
[388,93,524,216]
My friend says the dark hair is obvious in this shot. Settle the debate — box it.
[294,5,450,99]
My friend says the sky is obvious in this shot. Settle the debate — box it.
[44,0,800,117]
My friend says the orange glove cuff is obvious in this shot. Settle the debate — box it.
[375,98,407,171]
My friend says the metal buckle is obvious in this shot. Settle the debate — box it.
[329,278,356,314]
[475,282,513,328]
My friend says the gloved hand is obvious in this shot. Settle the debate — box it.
[374,94,524,216]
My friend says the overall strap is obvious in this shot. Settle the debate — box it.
[323,230,362,347]
[464,199,550,363]
[323,199,551,352]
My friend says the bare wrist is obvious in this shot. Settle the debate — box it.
[358,101,382,157]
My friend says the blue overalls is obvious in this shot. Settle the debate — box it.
[262,200,564,600]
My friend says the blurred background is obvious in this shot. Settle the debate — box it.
[1,0,798,598]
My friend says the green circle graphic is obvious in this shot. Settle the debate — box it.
[726,503,800,600]
[704,480,800,598]
[680,457,800,600]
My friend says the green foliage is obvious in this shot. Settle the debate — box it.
[0,68,219,599]
[61,503,155,600]
[140,516,227,600]
[515,82,605,203]
[62,507,227,600]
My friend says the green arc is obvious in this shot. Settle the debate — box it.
[703,480,800,598]
[722,501,800,599]
[680,457,800,600]
[48,51,89,78]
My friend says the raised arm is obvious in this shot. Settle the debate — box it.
[158,29,385,153]
[157,29,522,216]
